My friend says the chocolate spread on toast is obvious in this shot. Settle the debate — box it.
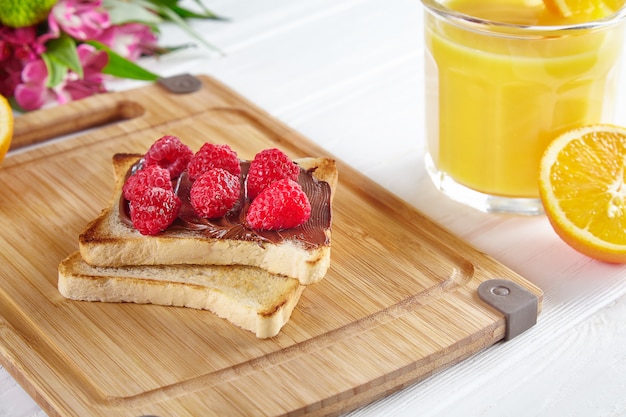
[120,161,332,248]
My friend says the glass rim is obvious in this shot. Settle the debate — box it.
[421,0,626,36]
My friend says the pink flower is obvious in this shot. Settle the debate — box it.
[14,44,108,110]
[56,43,108,102]
[0,58,24,99]
[0,26,48,98]
[0,26,46,60]
[14,59,51,111]
[96,23,158,61]
[2,0,214,112]
[49,0,111,41]
[51,43,108,104]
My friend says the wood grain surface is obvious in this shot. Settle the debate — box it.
[0,75,542,417]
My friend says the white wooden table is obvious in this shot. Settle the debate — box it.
[2,0,625,416]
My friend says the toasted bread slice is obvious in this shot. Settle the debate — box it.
[58,252,304,338]
[79,154,338,285]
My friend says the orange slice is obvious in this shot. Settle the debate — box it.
[543,0,622,17]
[539,124,626,263]
[0,95,13,164]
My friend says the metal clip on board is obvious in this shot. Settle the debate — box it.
[478,279,539,341]
[157,73,203,94]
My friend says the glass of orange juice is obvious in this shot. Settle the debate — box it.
[421,0,626,214]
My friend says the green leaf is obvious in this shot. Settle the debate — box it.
[41,53,67,88]
[147,43,197,56]
[164,2,227,20]
[44,33,83,78]
[146,2,224,54]
[103,0,226,55]
[87,41,160,81]
[145,0,227,20]
[188,0,227,19]
[103,0,163,25]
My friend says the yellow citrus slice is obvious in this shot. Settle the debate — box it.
[543,0,622,18]
[0,95,13,164]
[539,124,626,263]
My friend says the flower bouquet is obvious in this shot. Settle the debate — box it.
[0,0,222,111]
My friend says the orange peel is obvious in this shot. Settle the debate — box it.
[539,124,626,263]
[0,95,13,164]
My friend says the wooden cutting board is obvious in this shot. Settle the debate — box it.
[0,75,542,417]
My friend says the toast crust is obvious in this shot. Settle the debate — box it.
[79,154,338,285]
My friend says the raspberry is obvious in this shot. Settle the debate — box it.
[143,135,194,178]
[246,148,299,199]
[245,179,311,231]
[129,187,181,235]
[122,165,172,202]
[187,143,241,181]
[190,168,241,219]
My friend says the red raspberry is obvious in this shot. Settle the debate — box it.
[129,187,181,235]
[187,143,241,181]
[246,148,299,199]
[190,168,241,219]
[245,179,311,231]
[122,165,172,202]
[143,135,193,178]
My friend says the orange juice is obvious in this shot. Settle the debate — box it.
[423,0,625,203]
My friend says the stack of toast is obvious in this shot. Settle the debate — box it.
[58,141,338,338]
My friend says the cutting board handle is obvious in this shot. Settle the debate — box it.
[11,99,144,151]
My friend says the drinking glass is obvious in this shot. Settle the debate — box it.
[421,0,626,214]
